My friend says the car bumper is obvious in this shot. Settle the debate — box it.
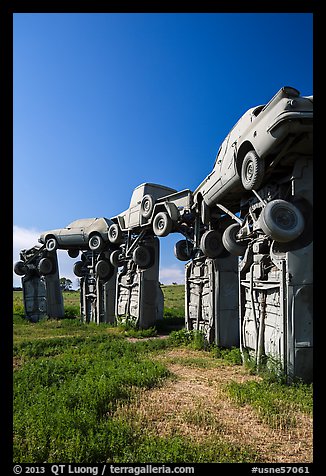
[267,110,313,134]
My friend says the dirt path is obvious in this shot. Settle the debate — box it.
[116,348,313,463]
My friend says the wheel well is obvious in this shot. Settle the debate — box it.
[195,192,203,211]
[88,231,102,240]
[236,141,256,174]
[153,204,167,215]
[45,234,56,241]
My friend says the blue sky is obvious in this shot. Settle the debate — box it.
[13,12,313,287]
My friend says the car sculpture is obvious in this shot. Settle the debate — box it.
[108,183,194,269]
[194,86,313,213]
[39,217,114,255]
[189,86,313,257]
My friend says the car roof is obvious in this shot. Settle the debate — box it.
[133,182,177,193]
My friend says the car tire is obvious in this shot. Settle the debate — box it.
[95,259,114,281]
[45,237,58,252]
[14,260,28,276]
[140,194,155,219]
[200,230,224,258]
[108,223,123,244]
[153,212,173,237]
[259,199,304,242]
[88,233,103,251]
[222,223,247,256]
[174,240,194,261]
[67,249,79,258]
[38,257,54,275]
[73,261,84,277]
[110,249,124,267]
[132,245,153,269]
[241,150,265,191]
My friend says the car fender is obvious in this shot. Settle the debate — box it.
[164,202,179,221]
[153,202,180,222]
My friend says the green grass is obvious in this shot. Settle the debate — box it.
[14,334,170,462]
[12,288,312,463]
[13,327,258,463]
[225,379,313,429]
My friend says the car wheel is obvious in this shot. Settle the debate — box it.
[241,150,265,191]
[108,223,123,244]
[259,199,304,242]
[132,245,153,269]
[174,240,194,261]
[88,233,103,251]
[95,259,114,281]
[110,249,124,267]
[222,224,247,256]
[38,257,54,275]
[67,249,79,258]
[73,261,84,277]
[14,260,28,276]
[45,237,58,252]
[200,230,224,258]
[140,194,155,219]
[153,212,173,237]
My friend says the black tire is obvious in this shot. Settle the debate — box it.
[132,245,153,269]
[45,236,57,252]
[110,249,124,267]
[140,194,155,219]
[95,259,114,281]
[260,199,304,243]
[88,233,103,251]
[108,223,123,244]
[14,260,28,276]
[241,150,265,191]
[174,240,193,261]
[67,249,79,258]
[38,257,53,275]
[73,261,84,277]
[153,212,173,237]
[200,230,224,258]
[222,224,247,256]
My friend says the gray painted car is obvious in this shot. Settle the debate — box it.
[39,217,114,252]
[108,183,178,245]
[194,86,313,212]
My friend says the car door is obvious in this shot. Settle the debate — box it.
[58,219,93,246]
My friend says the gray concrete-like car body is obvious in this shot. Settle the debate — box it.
[193,86,313,212]
[110,183,178,232]
[109,182,194,242]
[39,217,114,252]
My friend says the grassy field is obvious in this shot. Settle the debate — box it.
[13,287,313,463]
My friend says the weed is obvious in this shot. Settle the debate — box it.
[13,336,171,462]
[225,379,313,429]
[123,327,158,339]
[64,305,80,318]
[211,346,243,365]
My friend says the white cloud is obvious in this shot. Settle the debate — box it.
[13,225,79,288]
[159,266,185,285]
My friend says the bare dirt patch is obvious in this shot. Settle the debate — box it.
[115,348,313,463]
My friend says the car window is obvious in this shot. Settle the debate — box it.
[67,218,96,228]
[252,105,264,117]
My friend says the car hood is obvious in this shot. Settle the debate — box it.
[38,228,64,243]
